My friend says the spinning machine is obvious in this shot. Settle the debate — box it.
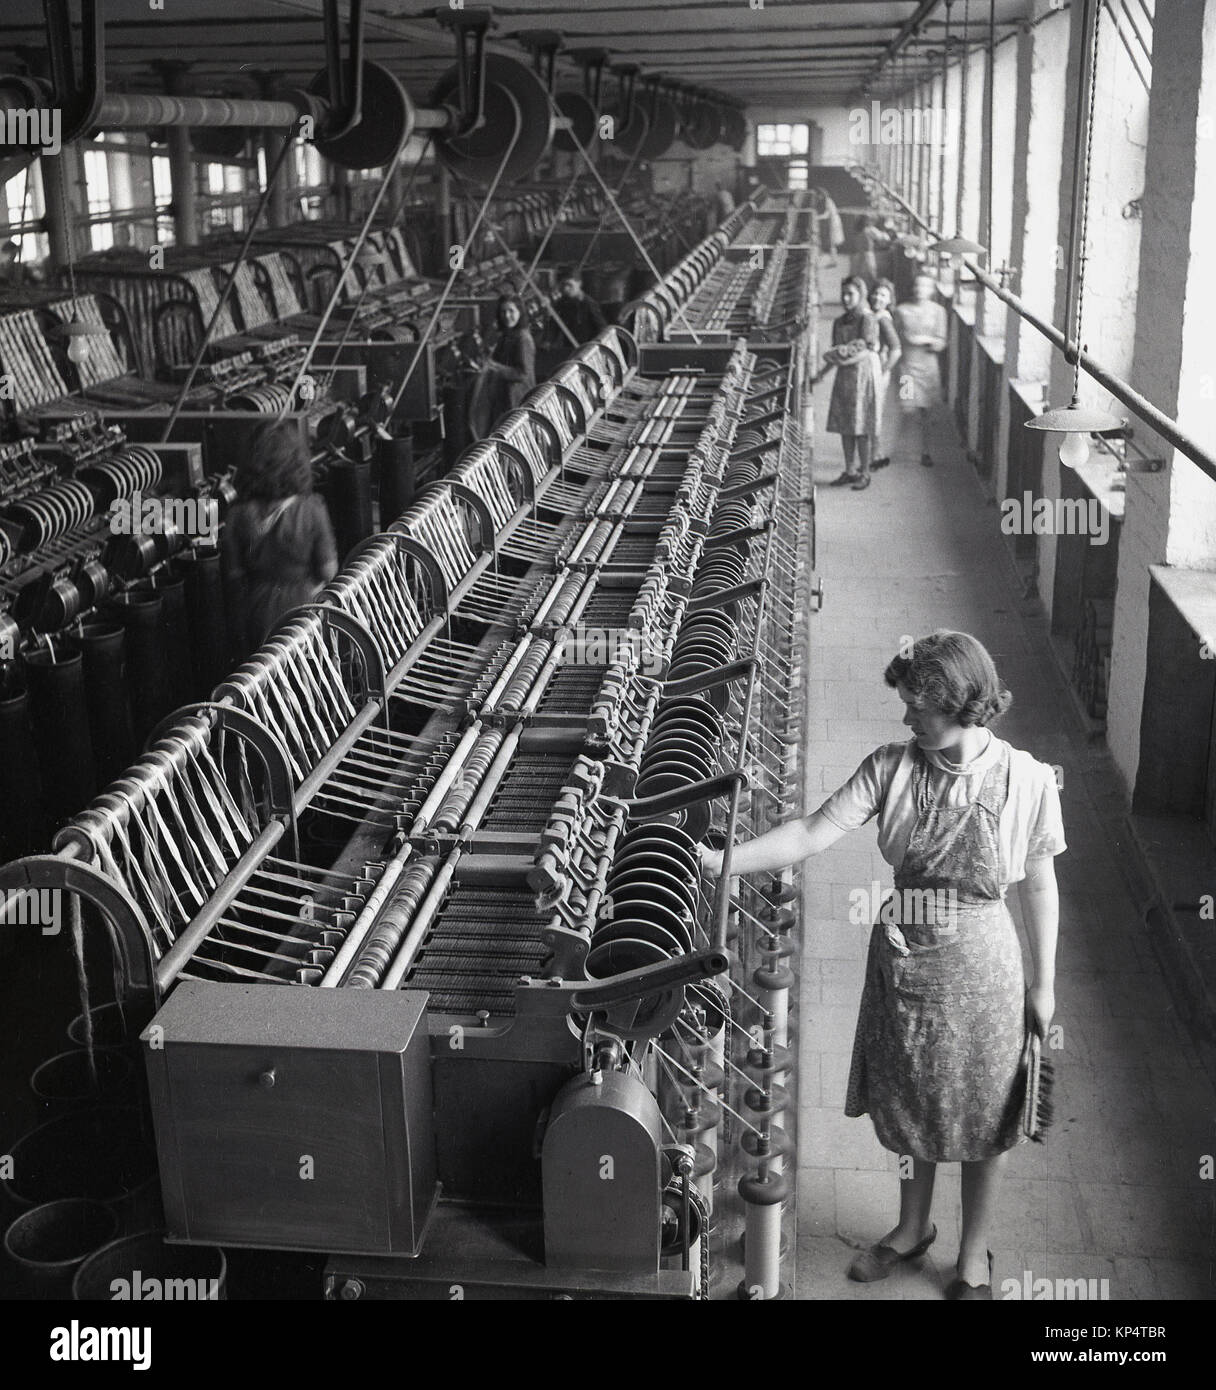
[1,295,818,1295]
[1,3,818,1301]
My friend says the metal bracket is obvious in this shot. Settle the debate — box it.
[320,0,365,142]
[613,63,639,129]
[568,48,608,110]
[516,29,563,93]
[434,5,493,137]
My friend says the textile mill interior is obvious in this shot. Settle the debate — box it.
[0,0,1213,1318]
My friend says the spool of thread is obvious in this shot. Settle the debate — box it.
[22,648,98,826]
[68,623,135,786]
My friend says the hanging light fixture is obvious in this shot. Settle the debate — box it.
[1026,0,1123,465]
[60,316,107,364]
[47,156,108,368]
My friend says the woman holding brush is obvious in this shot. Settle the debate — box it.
[699,631,1065,1299]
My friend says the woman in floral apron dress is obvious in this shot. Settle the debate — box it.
[699,632,1065,1299]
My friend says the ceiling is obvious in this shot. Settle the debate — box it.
[0,1,1030,111]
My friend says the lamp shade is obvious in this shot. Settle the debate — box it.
[1025,396,1124,433]
[929,234,986,257]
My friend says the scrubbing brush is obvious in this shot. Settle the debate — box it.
[1019,1030,1056,1142]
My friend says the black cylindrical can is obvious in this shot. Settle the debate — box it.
[325,459,374,564]
[69,623,135,786]
[179,547,228,692]
[104,590,171,745]
[0,685,49,858]
[22,648,97,826]
[375,429,415,527]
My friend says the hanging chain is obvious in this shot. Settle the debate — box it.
[939,0,952,238]
[1073,1,1103,397]
[956,0,970,238]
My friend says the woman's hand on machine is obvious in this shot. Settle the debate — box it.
[697,842,725,877]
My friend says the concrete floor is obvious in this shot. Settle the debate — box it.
[792,264,1216,1301]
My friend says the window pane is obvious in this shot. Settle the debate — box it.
[792,124,809,154]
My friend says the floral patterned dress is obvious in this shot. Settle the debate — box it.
[819,735,1066,1161]
[825,309,881,437]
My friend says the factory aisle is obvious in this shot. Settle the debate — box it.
[792,265,1216,1301]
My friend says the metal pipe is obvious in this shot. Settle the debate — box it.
[39,151,74,270]
[95,93,301,129]
[864,169,1216,486]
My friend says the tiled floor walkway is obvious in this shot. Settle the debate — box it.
[792,261,1216,1300]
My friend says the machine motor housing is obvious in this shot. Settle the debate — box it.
[142,982,437,1256]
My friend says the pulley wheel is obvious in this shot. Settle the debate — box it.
[190,127,250,160]
[682,100,722,151]
[553,90,598,153]
[310,60,416,170]
[433,54,554,184]
[638,95,679,160]
[721,107,748,151]
[603,103,650,160]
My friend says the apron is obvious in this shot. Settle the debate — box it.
[844,743,1026,1161]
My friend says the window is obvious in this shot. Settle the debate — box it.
[756,123,809,157]
[3,161,49,263]
[82,147,113,250]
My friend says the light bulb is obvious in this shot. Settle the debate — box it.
[1058,432,1090,470]
[67,335,91,365]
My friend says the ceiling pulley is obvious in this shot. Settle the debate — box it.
[603,63,650,161]
[518,30,598,154]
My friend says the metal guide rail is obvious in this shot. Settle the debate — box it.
[2,313,815,1298]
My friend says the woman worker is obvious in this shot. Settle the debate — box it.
[481,293,537,423]
[818,275,882,491]
[220,419,340,657]
[868,278,902,471]
[699,631,1065,1299]
[889,270,949,468]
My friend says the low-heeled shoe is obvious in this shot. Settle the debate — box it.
[945,1251,994,1300]
[847,1224,938,1283]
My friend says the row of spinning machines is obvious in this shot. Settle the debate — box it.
[0,175,687,857]
[1,195,819,1299]
[623,192,816,355]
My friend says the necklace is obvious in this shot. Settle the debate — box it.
[933,730,994,774]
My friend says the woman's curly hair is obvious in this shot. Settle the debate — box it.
[236,420,313,501]
[884,630,1012,727]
